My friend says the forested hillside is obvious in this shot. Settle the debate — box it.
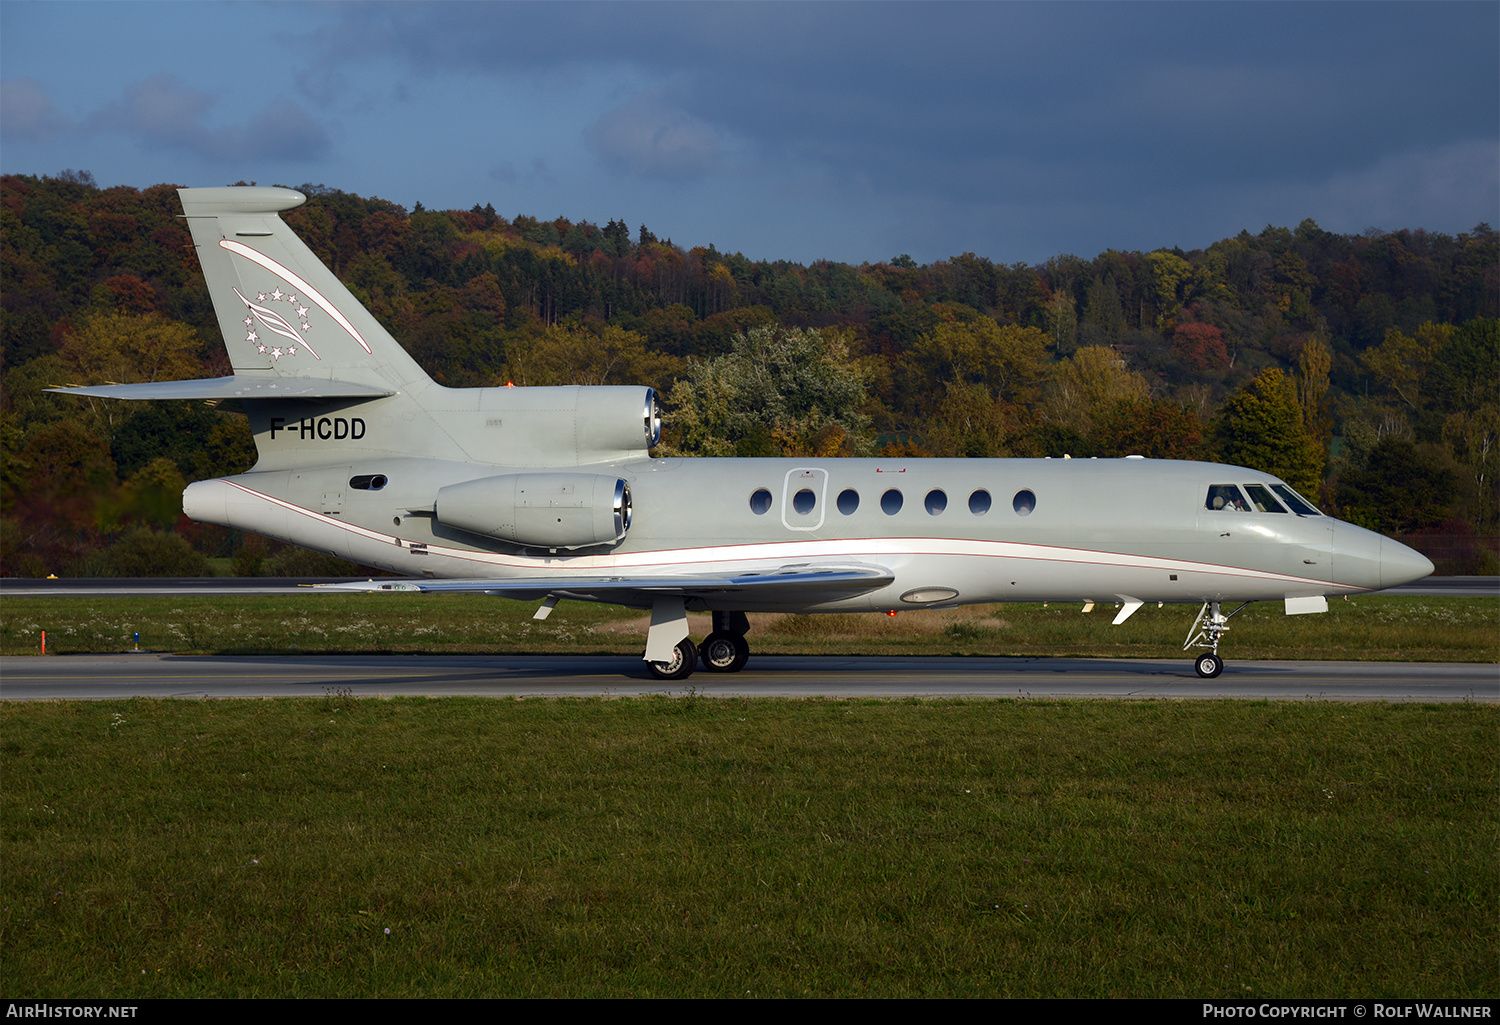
[2,172,1495,576]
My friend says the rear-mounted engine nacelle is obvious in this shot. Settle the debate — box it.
[436,473,631,550]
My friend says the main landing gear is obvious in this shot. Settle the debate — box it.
[1183,600,1252,678]
[648,638,698,680]
[648,611,750,680]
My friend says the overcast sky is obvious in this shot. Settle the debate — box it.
[2,1,1496,266]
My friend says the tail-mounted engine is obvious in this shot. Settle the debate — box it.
[436,473,632,550]
[470,386,661,466]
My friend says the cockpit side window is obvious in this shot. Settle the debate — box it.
[1243,484,1287,513]
[1271,483,1322,516]
[1205,484,1248,511]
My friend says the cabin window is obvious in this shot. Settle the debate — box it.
[792,488,817,514]
[1205,484,1248,511]
[969,489,992,514]
[1013,489,1035,516]
[925,489,947,515]
[749,488,773,514]
[1271,484,1322,516]
[1243,484,1287,513]
[881,489,904,515]
[349,474,388,490]
[837,488,860,514]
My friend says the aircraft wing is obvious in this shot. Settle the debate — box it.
[314,562,895,606]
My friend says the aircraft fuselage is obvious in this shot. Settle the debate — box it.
[185,452,1411,613]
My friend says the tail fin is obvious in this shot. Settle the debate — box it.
[178,187,431,391]
[54,186,659,472]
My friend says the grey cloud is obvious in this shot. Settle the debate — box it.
[0,78,73,141]
[310,4,1496,193]
[585,88,724,180]
[281,2,1499,257]
[489,157,554,185]
[91,74,214,145]
[87,74,330,162]
[1288,140,1500,235]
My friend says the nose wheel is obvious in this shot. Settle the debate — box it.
[1194,652,1224,679]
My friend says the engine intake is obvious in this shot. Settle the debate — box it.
[436,473,631,550]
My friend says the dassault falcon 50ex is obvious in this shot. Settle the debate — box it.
[54,187,1435,679]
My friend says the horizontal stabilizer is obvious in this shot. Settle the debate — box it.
[48,376,396,402]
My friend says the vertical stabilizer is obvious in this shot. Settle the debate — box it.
[178,187,432,392]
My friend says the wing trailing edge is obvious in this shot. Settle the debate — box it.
[315,563,896,605]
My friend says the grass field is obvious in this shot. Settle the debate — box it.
[2,593,1496,662]
[1,697,1494,998]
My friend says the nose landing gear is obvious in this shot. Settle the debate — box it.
[1184,600,1252,678]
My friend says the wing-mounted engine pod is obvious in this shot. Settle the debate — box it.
[436,473,632,550]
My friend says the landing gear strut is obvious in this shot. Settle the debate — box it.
[1183,600,1252,678]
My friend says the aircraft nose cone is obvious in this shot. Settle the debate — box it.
[1381,537,1435,589]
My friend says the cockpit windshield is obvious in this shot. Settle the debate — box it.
[1270,483,1322,516]
[1205,482,1323,516]
[1243,484,1286,513]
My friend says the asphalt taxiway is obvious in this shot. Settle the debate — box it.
[1,653,1493,701]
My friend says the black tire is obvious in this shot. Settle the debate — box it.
[648,638,698,680]
[700,631,750,673]
[1194,652,1224,679]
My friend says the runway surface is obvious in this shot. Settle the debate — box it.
[1,653,1494,701]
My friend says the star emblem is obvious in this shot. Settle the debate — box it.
[233,285,322,362]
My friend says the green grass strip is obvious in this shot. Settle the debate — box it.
[2,697,1494,997]
[3,594,1496,661]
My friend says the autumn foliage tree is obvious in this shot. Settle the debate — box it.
[1171,321,1229,376]
[2,173,1496,574]
[1211,368,1323,495]
[665,326,873,457]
